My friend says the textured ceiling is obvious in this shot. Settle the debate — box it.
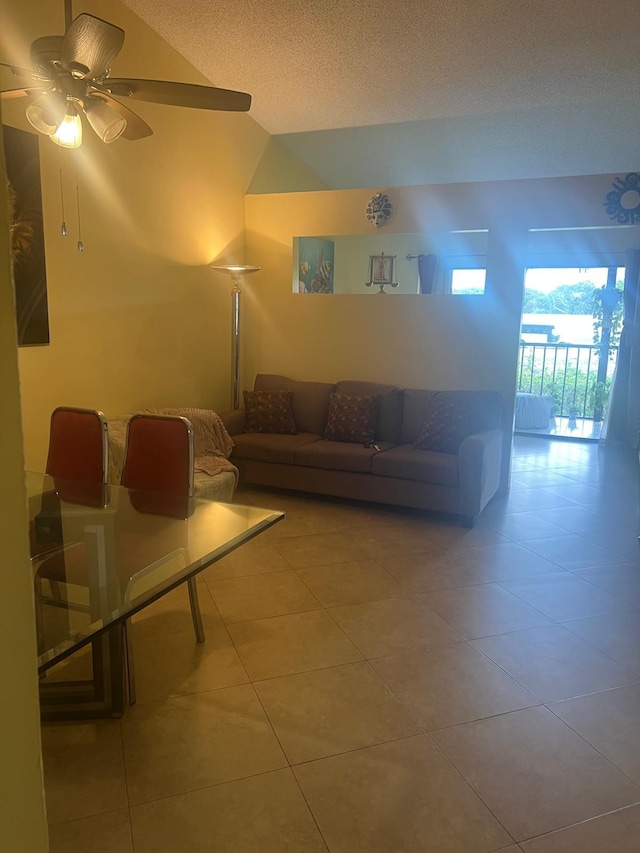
[121,0,639,134]
[120,0,640,187]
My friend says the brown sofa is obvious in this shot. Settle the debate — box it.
[221,374,504,526]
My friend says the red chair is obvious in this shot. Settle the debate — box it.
[120,414,203,703]
[120,414,193,497]
[32,406,109,560]
[46,406,108,482]
[45,406,109,507]
[33,407,109,659]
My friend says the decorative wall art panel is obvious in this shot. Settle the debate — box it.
[3,124,50,346]
[297,237,335,293]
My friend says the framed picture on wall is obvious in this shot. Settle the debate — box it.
[3,124,50,346]
[297,237,335,293]
[366,253,398,292]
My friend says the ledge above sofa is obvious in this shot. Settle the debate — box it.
[221,374,504,526]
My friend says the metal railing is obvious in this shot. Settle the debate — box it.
[517,343,619,421]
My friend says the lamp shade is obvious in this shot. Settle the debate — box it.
[85,97,127,143]
[211,265,260,275]
[25,92,67,135]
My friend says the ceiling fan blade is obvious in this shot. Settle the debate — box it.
[61,13,125,78]
[91,93,153,141]
[104,78,251,112]
[0,60,38,80]
[0,87,38,100]
[1,62,41,98]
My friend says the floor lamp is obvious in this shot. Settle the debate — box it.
[211,265,260,409]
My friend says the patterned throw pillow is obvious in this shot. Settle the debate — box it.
[324,393,379,443]
[243,390,297,434]
[414,395,477,453]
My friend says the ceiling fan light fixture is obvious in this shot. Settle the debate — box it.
[85,97,127,143]
[50,102,83,148]
[25,91,67,135]
[68,62,91,79]
[4,12,251,149]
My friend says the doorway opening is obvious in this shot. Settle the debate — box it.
[515,265,625,441]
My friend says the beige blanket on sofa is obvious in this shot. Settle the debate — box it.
[147,407,238,485]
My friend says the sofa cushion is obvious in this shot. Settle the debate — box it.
[371,444,459,486]
[254,374,335,435]
[243,390,297,434]
[296,440,395,474]
[325,393,379,443]
[335,380,404,443]
[232,432,321,465]
[414,394,480,454]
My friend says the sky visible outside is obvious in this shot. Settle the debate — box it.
[452,266,625,344]
[524,267,625,292]
[452,266,625,294]
[523,267,625,344]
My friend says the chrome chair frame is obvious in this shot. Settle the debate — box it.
[120,414,203,705]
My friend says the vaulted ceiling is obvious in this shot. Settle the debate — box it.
[113,0,640,187]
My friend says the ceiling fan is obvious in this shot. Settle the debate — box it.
[0,3,251,148]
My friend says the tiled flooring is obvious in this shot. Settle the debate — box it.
[516,415,603,441]
[43,436,640,852]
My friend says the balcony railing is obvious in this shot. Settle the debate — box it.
[517,342,619,421]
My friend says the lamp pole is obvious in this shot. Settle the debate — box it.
[211,265,260,409]
[230,272,242,409]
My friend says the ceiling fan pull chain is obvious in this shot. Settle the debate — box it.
[75,162,83,252]
[58,148,67,237]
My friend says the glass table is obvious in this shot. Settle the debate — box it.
[27,472,284,719]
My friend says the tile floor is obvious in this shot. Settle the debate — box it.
[516,415,603,441]
[43,435,640,852]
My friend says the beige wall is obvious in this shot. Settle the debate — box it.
[244,177,614,384]
[0,110,49,852]
[3,0,288,468]
[248,137,328,194]
[245,175,638,485]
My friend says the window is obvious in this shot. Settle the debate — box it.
[449,268,486,295]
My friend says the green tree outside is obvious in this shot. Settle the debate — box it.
[519,276,623,422]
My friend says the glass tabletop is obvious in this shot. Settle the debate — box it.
[27,472,284,671]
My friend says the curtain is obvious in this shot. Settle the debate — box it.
[417,253,438,294]
[603,249,640,446]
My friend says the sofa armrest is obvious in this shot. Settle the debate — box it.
[457,428,503,518]
[219,409,246,437]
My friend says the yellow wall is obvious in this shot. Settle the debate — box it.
[0,109,49,852]
[3,0,290,468]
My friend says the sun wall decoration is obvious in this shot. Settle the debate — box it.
[604,173,640,225]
